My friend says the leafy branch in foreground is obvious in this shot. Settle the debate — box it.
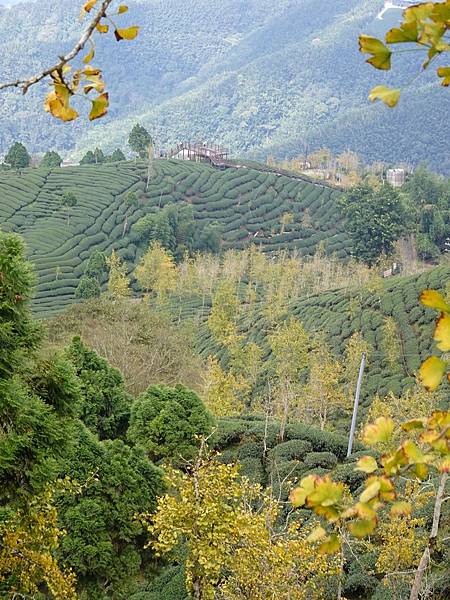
[359,0,450,107]
[0,0,139,122]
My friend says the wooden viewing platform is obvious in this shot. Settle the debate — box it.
[167,142,232,168]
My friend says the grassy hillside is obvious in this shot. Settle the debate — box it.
[0,159,348,316]
[1,0,449,171]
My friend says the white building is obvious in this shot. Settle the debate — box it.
[386,168,405,187]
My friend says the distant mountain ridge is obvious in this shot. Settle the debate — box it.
[0,0,448,171]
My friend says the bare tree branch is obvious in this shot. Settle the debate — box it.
[409,473,448,600]
[0,0,114,94]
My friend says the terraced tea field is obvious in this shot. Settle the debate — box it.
[0,160,349,316]
[192,265,450,407]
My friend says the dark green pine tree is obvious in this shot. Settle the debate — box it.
[4,142,31,169]
[109,148,126,162]
[128,123,153,159]
[40,150,62,168]
[93,147,105,164]
[74,275,101,300]
[127,383,214,463]
[80,150,96,165]
[65,336,131,440]
[0,233,78,501]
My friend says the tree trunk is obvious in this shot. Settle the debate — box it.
[409,472,448,600]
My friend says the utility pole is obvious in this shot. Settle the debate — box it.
[347,352,366,458]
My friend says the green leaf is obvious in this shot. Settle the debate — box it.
[89,93,109,121]
[368,85,401,108]
[419,356,447,391]
[359,35,392,70]
[386,22,418,43]
[349,518,376,538]
[319,533,340,554]
[402,418,427,432]
[355,456,378,474]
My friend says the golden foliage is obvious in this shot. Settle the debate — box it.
[0,486,77,599]
[142,449,338,600]
[106,249,131,299]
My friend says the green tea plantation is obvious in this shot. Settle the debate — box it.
[0,159,349,316]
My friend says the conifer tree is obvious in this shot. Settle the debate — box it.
[109,148,126,162]
[80,150,96,165]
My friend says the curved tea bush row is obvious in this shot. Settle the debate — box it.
[0,159,349,316]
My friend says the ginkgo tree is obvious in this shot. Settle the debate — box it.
[0,0,140,121]
[359,0,450,107]
[289,288,450,600]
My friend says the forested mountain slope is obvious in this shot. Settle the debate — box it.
[0,159,348,315]
[0,0,449,171]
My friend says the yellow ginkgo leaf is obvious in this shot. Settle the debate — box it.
[368,85,401,108]
[438,67,450,87]
[290,487,307,508]
[386,21,418,44]
[349,518,377,538]
[439,458,450,473]
[118,4,129,13]
[359,35,392,70]
[319,533,340,554]
[82,0,97,13]
[419,356,447,391]
[83,46,95,65]
[96,22,109,33]
[360,480,381,504]
[355,456,378,474]
[114,26,139,41]
[44,91,79,122]
[390,501,412,516]
[307,526,326,543]
[89,93,109,121]
[363,417,395,446]
[420,289,450,312]
[434,313,450,352]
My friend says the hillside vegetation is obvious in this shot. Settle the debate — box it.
[0,160,348,316]
[191,265,450,410]
[1,0,449,171]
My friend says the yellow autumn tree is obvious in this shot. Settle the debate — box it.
[142,446,339,600]
[106,249,131,299]
[299,340,346,431]
[207,279,242,347]
[0,485,77,599]
[202,356,242,416]
[268,318,310,440]
[135,240,177,301]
